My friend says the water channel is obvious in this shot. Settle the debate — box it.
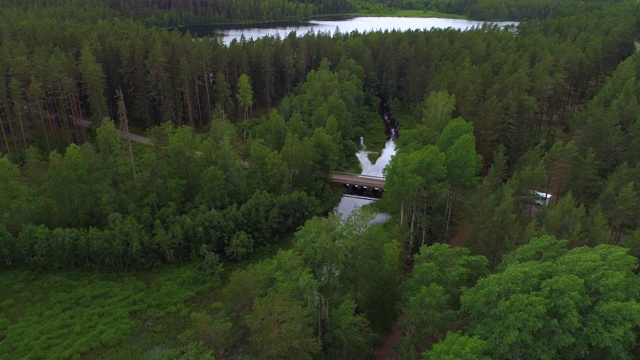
[334,103,397,222]
[182,16,517,45]
[183,16,517,219]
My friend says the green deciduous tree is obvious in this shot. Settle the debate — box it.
[246,290,320,360]
[225,231,253,261]
[400,244,488,351]
[325,299,374,360]
[236,73,253,121]
[424,332,490,360]
[437,119,482,233]
[462,236,640,360]
[421,91,457,133]
[79,43,108,121]
[382,145,448,252]
[0,156,37,233]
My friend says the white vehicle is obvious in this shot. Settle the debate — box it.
[531,191,553,206]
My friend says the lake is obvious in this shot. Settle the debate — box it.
[182,15,516,220]
[183,16,518,45]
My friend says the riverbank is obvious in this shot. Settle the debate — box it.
[162,10,469,29]
[312,9,468,20]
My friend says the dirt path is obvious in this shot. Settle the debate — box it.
[74,117,153,145]
[373,221,472,358]
[448,221,472,247]
[374,316,405,360]
[635,41,640,52]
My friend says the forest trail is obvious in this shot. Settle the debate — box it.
[449,221,472,247]
[74,117,153,145]
[374,316,404,360]
[374,221,471,359]
[635,41,640,52]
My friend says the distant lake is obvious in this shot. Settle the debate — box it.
[182,17,518,45]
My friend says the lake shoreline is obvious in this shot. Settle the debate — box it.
[163,10,472,29]
[181,16,518,45]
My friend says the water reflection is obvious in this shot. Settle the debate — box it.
[356,137,397,178]
[335,133,395,221]
[183,17,518,45]
[334,195,391,223]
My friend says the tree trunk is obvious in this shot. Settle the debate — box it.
[44,91,58,138]
[193,75,203,128]
[203,64,212,122]
[445,190,455,234]
[16,111,27,152]
[34,95,51,153]
[67,93,81,143]
[117,89,136,180]
[4,111,18,152]
[74,93,87,142]
[184,82,194,127]
[317,299,323,344]
[409,205,416,258]
[0,114,11,157]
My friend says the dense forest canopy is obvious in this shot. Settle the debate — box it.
[0,0,634,25]
[2,0,640,359]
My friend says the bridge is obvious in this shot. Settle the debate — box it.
[331,172,386,197]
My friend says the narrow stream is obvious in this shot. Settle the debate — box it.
[356,104,398,177]
[334,102,397,221]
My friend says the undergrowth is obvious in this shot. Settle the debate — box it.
[0,266,215,360]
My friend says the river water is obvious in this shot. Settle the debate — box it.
[185,16,515,219]
[183,16,517,45]
[335,106,397,221]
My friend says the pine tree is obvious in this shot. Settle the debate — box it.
[117,88,135,180]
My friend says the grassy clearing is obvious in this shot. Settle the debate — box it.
[0,266,215,360]
[0,232,301,360]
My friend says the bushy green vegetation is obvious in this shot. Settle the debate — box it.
[3,0,640,358]
[0,266,213,360]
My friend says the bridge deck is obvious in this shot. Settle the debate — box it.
[331,173,386,189]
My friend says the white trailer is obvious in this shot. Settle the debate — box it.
[531,191,553,206]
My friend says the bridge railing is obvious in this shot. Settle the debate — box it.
[331,171,385,180]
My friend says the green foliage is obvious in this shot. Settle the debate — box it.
[0,156,36,234]
[179,342,215,360]
[325,300,375,359]
[1,1,640,358]
[424,332,490,360]
[462,237,640,359]
[180,311,231,353]
[216,249,320,354]
[225,231,254,261]
[199,245,224,278]
[293,211,402,336]
[237,74,254,121]
[421,91,457,133]
[0,266,212,360]
[400,244,488,351]
[466,179,528,267]
[246,290,320,359]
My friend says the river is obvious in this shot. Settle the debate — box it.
[334,103,397,221]
[183,16,515,219]
[182,16,517,45]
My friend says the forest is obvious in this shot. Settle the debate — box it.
[2,0,640,359]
